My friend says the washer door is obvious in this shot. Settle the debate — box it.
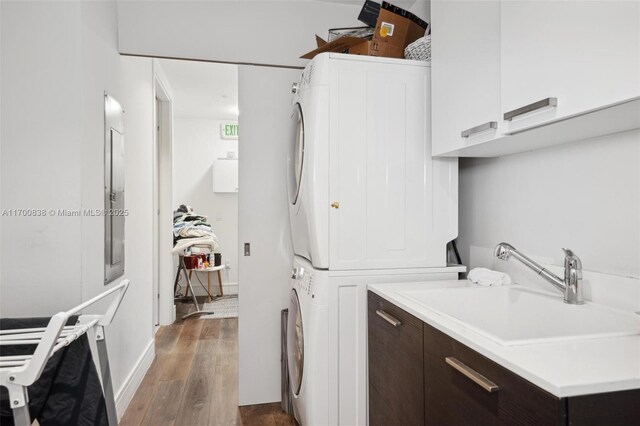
[287,288,304,396]
[288,103,304,205]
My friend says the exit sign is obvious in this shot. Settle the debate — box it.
[220,123,239,140]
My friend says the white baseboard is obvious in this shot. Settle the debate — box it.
[115,339,155,419]
[223,283,238,295]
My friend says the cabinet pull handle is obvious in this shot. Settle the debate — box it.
[503,97,557,121]
[461,121,498,138]
[376,310,401,327]
[445,357,499,393]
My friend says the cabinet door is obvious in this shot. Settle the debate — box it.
[213,159,239,193]
[424,323,565,425]
[368,292,424,426]
[432,0,502,156]
[501,1,640,133]
[329,59,452,270]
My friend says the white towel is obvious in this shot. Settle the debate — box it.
[468,268,512,286]
[172,236,219,255]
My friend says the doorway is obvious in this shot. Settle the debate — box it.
[155,58,240,322]
[153,61,175,326]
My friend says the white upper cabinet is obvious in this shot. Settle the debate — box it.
[213,159,239,193]
[432,0,640,157]
[431,0,501,156]
[501,1,640,134]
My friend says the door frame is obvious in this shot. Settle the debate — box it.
[152,60,175,326]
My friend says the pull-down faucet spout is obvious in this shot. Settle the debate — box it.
[494,242,584,305]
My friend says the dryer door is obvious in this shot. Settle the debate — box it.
[287,288,304,396]
[288,103,305,205]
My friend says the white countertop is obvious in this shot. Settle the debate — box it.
[368,280,640,398]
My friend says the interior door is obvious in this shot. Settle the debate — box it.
[153,96,161,326]
[238,65,298,405]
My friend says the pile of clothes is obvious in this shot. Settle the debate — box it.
[172,205,219,254]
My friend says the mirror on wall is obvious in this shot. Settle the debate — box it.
[104,92,125,284]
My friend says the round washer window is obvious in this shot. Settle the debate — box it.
[288,103,304,205]
[287,288,304,396]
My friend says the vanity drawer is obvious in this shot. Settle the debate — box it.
[368,291,424,426]
[423,323,565,426]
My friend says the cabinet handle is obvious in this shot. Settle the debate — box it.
[461,121,497,138]
[503,97,557,121]
[376,310,401,327]
[445,357,499,393]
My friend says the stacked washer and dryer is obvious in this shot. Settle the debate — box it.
[286,53,465,426]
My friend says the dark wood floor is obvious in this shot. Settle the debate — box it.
[120,301,296,426]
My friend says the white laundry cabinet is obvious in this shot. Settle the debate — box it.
[432,0,640,157]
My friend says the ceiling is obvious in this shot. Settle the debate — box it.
[159,59,238,120]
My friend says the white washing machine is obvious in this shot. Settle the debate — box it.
[287,256,329,426]
[288,53,458,271]
[287,256,465,426]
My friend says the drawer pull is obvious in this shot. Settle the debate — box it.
[461,121,497,138]
[376,310,401,327]
[503,97,557,121]
[445,357,499,393]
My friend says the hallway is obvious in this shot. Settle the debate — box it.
[120,315,295,425]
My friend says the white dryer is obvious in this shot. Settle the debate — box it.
[287,256,329,426]
[288,57,330,269]
[288,53,458,271]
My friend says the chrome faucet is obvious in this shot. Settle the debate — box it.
[494,242,584,305]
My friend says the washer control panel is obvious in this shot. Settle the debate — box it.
[293,266,314,297]
[299,271,314,297]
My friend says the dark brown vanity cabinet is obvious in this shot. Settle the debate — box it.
[368,291,424,426]
[368,291,640,426]
[423,323,564,425]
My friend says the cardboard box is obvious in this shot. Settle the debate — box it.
[300,36,372,60]
[328,26,374,42]
[348,39,404,59]
[372,2,428,53]
[300,36,402,60]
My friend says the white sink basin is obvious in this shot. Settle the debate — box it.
[397,286,640,346]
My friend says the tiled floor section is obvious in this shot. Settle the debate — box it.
[120,302,296,426]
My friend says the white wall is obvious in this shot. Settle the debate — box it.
[457,129,640,281]
[117,0,363,68]
[1,0,83,314]
[117,1,432,68]
[173,118,239,290]
[1,0,155,417]
[238,65,298,405]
